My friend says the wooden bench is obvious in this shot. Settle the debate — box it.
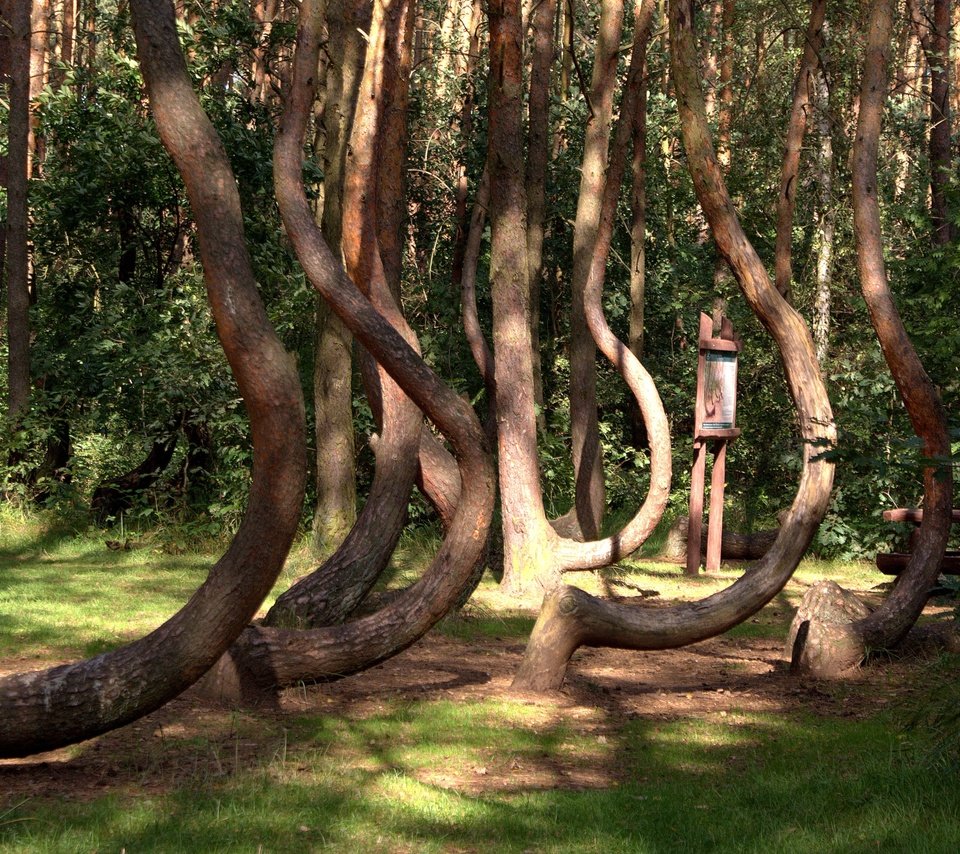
[876,509,960,575]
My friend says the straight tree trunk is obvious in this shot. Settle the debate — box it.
[489,0,558,593]
[812,65,835,366]
[61,0,75,67]
[309,0,367,554]
[526,0,556,434]
[628,50,648,446]
[716,0,734,171]
[6,0,31,423]
[907,0,953,245]
[566,0,624,540]
[773,0,825,303]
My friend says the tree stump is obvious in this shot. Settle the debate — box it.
[787,580,873,678]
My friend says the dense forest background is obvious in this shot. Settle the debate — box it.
[1,0,957,559]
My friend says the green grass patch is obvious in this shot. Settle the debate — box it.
[2,516,957,852]
[2,701,959,852]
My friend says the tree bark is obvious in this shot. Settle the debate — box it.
[716,0,734,171]
[206,0,494,696]
[907,0,953,245]
[773,0,825,303]
[6,0,31,423]
[489,0,557,593]
[791,0,953,678]
[495,0,667,596]
[0,0,307,758]
[511,0,836,692]
[566,0,623,541]
[526,0,555,434]
[628,25,649,447]
[267,0,423,628]
[812,65,835,366]
[309,0,366,554]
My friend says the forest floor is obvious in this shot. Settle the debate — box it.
[0,563,951,804]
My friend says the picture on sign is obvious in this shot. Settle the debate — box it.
[702,350,737,430]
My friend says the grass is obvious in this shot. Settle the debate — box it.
[2,512,959,852]
[2,703,959,852]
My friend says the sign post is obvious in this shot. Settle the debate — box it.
[686,312,741,575]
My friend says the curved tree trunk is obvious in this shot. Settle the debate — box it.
[494,0,669,596]
[0,0,307,758]
[266,0,423,629]
[773,0,825,303]
[512,0,836,692]
[790,0,952,678]
[199,0,494,699]
[566,0,623,541]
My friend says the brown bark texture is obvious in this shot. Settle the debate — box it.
[496,0,667,596]
[214,0,494,695]
[511,0,836,692]
[567,0,623,541]
[0,0,308,758]
[790,0,954,679]
[309,0,367,554]
[526,0,556,433]
[773,0,825,303]
[268,0,423,628]
[907,0,953,245]
[490,0,557,594]
[812,65,835,366]
[6,0,31,422]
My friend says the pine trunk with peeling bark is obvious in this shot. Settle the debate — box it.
[790,0,952,679]
[0,0,307,758]
[512,0,835,693]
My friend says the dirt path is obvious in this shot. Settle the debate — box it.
[0,603,925,803]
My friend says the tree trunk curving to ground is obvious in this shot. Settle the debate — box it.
[195,0,495,700]
[493,0,670,597]
[266,0,424,629]
[0,0,307,758]
[789,0,952,679]
[511,0,836,693]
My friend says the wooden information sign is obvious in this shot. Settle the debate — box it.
[686,312,742,575]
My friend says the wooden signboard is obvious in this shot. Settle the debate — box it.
[686,313,741,575]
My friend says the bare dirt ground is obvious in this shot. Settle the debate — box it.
[2,578,943,803]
